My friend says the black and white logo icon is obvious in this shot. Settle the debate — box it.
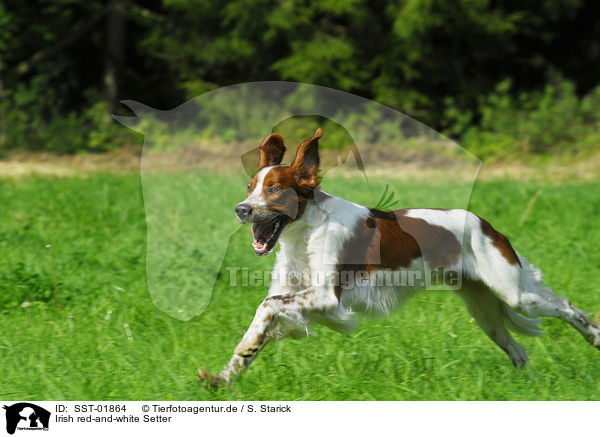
[3,403,50,435]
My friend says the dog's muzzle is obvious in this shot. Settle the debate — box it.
[235,203,253,222]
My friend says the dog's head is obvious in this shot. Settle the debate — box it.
[235,128,322,256]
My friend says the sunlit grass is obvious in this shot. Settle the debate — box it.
[0,172,599,400]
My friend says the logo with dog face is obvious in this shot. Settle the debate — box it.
[3,403,50,435]
[115,81,481,321]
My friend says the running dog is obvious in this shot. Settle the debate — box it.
[199,128,600,387]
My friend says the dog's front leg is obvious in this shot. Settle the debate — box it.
[199,287,337,387]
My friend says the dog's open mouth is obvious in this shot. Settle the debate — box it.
[251,216,288,256]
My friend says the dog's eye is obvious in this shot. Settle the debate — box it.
[268,186,280,194]
[247,184,251,192]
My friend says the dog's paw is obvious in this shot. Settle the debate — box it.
[234,333,264,358]
[198,368,230,390]
[234,344,260,358]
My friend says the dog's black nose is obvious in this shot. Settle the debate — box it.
[235,204,253,220]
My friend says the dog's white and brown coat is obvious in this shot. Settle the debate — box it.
[199,128,600,387]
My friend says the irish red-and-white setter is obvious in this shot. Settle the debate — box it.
[199,128,600,387]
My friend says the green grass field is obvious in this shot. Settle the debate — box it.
[1,171,599,400]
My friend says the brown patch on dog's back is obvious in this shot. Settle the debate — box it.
[479,217,522,267]
[334,208,462,298]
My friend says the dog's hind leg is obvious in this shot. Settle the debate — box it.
[199,287,341,387]
[515,280,600,349]
[468,217,600,355]
[455,280,541,367]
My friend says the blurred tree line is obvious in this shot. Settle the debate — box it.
[1,0,599,157]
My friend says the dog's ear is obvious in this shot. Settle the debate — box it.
[259,133,286,169]
[291,127,322,191]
